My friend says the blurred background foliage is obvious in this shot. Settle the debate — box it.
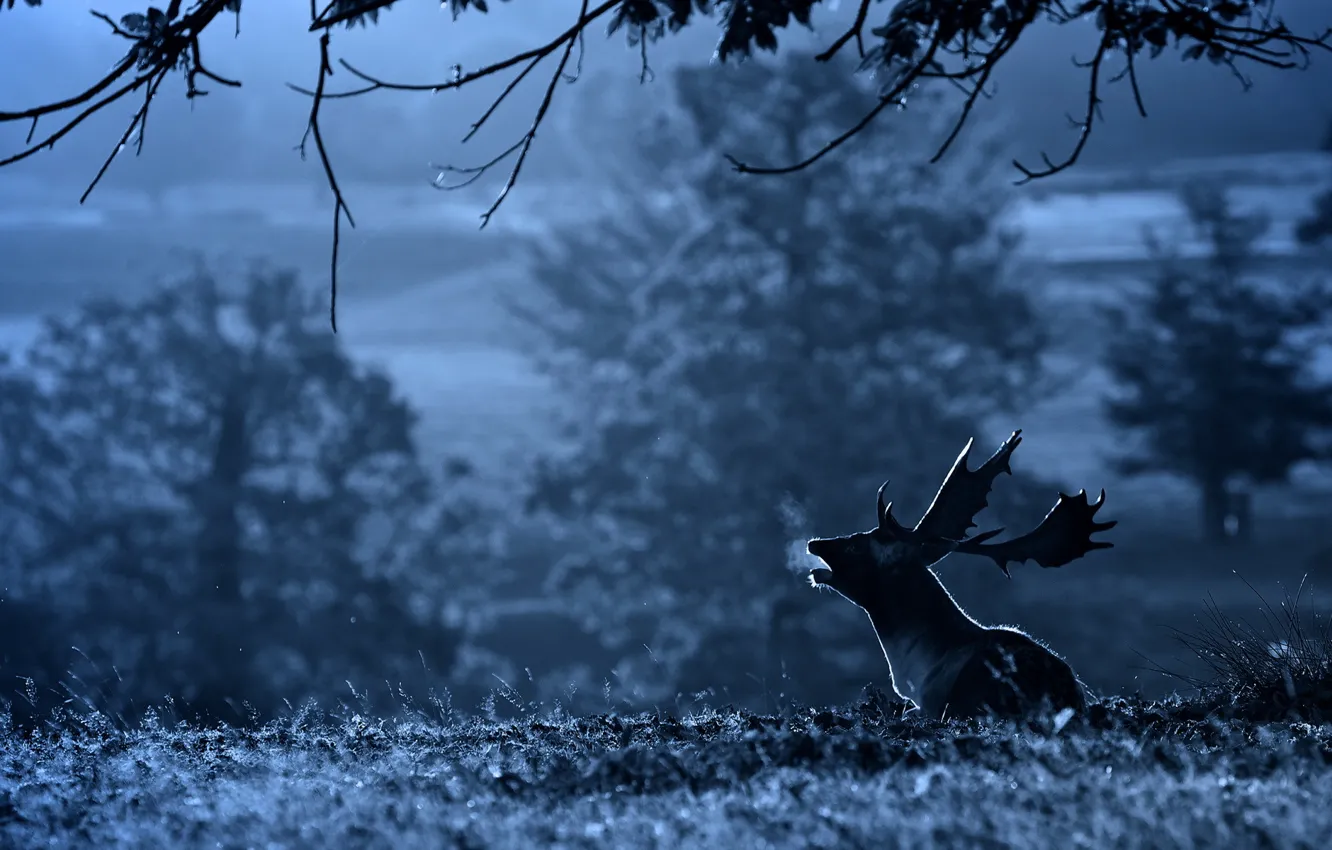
[2,51,1331,727]
[516,54,1060,709]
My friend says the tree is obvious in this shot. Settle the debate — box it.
[0,267,486,721]
[1,2,1326,328]
[517,55,1057,709]
[1103,183,1332,544]
[0,355,73,724]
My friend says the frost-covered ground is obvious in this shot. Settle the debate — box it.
[3,692,1331,850]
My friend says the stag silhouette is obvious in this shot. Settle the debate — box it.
[806,430,1115,720]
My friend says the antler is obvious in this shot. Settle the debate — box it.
[876,480,919,541]
[954,489,1116,578]
[913,430,1023,541]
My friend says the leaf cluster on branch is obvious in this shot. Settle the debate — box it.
[0,0,1327,329]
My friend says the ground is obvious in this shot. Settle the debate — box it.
[7,529,1324,849]
[3,690,1331,850]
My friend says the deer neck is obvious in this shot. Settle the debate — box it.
[862,566,984,710]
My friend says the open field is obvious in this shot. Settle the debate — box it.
[3,692,1330,850]
[5,523,1327,849]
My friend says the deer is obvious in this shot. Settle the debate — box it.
[805,429,1115,721]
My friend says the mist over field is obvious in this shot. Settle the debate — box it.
[2,2,1332,847]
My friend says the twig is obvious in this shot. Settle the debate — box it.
[727,33,944,175]
[81,69,171,203]
[470,0,592,228]
[431,138,525,191]
[323,0,620,98]
[929,34,1012,163]
[309,0,398,32]
[89,10,141,40]
[815,0,872,62]
[298,31,356,332]
[727,0,1330,183]
[0,0,235,184]
[462,55,544,144]
[294,0,617,228]
[1012,34,1111,185]
[0,53,138,122]
[0,70,161,170]
[638,31,655,84]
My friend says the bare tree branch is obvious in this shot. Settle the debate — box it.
[289,0,619,234]
[730,0,1329,183]
[0,1,237,201]
[1,0,1328,331]
[433,0,593,227]
[1012,33,1111,184]
[726,30,947,176]
[81,68,171,203]
[296,30,356,332]
[814,0,872,62]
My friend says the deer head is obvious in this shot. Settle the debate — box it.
[806,430,1115,610]
[806,481,954,610]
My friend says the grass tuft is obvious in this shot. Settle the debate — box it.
[1152,575,1332,723]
